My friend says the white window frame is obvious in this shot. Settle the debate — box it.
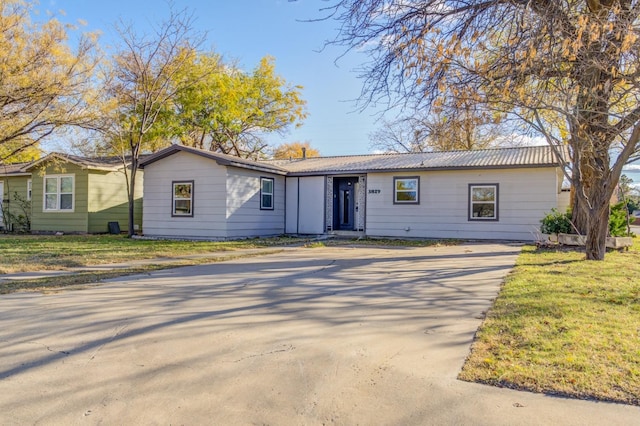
[43,174,75,212]
[27,179,32,201]
[172,181,194,217]
[260,177,274,210]
[469,184,499,221]
[393,176,420,204]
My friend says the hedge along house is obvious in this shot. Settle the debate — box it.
[140,144,569,241]
[0,162,32,232]
[23,153,143,233]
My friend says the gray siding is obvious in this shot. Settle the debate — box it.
[296,176,325,234]
[365,167,562,241]
[225,168,285,238]
[285,177,299,234]
[142,151,227,238]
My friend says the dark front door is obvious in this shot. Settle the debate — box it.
[333,177,358,230]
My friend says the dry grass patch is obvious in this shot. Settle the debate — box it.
[0,234,299,274]
[0,250,284,294]
[459,239,640,405]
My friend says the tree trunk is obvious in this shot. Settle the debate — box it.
[128,168,136,237]
[571,194,589,235]
[127,154,139,238]
[585,201,609,260]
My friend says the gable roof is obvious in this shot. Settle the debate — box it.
[0,162,32,177]
[140,144,566,177]
[24,153,130,172]
[270,145,566,175]
[139,144,289,175]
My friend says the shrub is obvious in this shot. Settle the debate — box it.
[540,208,573,235]
[609,202,631,237]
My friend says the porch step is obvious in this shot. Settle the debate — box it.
[329,230,366,239]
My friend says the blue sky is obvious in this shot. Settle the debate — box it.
[44,0,381,156]
[40,1,640,187]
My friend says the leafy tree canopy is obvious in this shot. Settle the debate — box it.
[174,55,308,159]
[0,0,99,163]
[273,141,320,159]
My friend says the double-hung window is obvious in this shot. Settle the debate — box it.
[27,179,32,201]
[469,184,499,221]
[393,176,419,204]
[44,175,74,212]
[260,177,274,210]
[172,181,193,217]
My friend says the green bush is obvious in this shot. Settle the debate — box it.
[609,202,631,237]
[541,204,632,237]
[540,208,572,234]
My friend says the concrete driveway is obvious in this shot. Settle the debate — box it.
[0,243,638,425]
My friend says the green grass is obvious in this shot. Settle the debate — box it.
[0,234,299,274]
[459,238,640,405]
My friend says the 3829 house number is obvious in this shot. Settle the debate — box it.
[368,189,381,194]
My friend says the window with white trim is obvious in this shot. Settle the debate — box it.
[44,175,74,211]
[469,184,499,220]
[260,177,274,210]
[27,179,32,201]
[172,181,193,217]
[393,176,419,204]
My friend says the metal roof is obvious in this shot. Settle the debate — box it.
[24,153,136,172]
[139,144,289,175]
[270,145,566,175]
[0,162,31,176]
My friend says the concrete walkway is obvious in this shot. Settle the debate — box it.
[0,243,638,425]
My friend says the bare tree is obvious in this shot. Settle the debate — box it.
[329,0,640,260]
[370,101,507,153]
[96,7,205,236]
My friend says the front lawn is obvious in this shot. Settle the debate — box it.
[459,238,640,405]
[0,234,295,274]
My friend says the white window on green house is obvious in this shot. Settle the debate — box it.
[44,175,74,212]
[260,177,274,210]
[393,176,419,204]
[172,181,193,217]
[27,179,32,201]
[469,184,499,220]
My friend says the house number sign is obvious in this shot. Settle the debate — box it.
[368,189,381,194]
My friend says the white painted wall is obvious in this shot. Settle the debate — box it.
[285,177,299,234]
[226,168,285,238]
[292,176,325,234]
[142,151,227,238]
[365,167,563,241]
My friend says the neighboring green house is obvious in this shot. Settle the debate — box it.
[0,163,32,232]
[0,153,142,234]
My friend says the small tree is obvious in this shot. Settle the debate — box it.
[273,142,320,159]
[97,7,205,237]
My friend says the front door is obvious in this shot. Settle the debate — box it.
[333,177,358,230]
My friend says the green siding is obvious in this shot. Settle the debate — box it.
[0,175,31,232]
[30,162,90,232]
[87,170,143,233]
